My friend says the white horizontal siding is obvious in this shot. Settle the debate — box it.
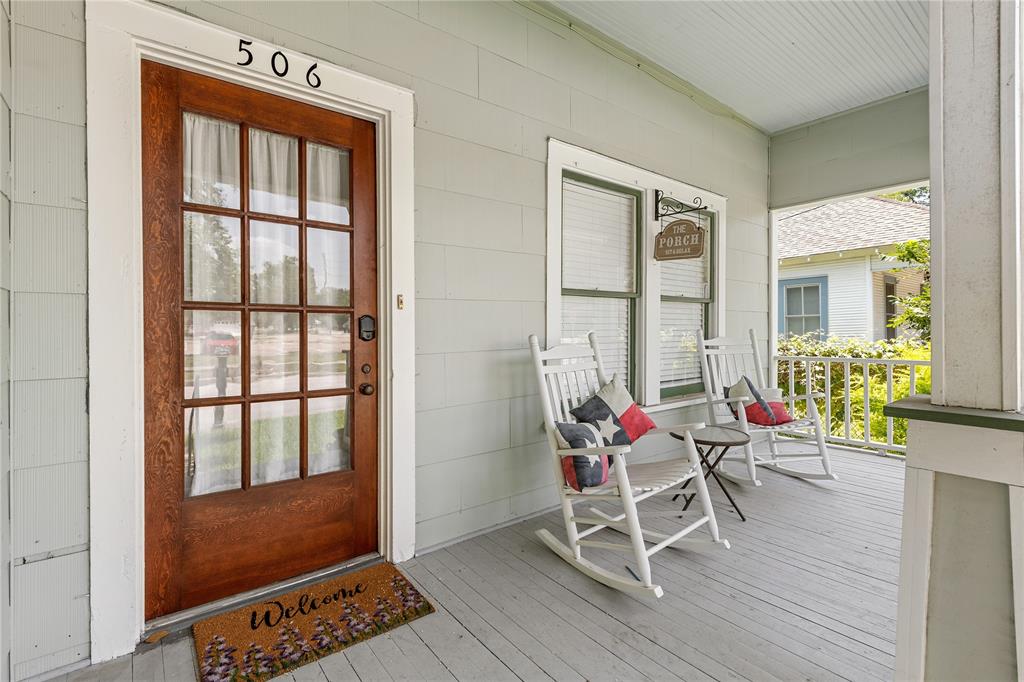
[779,256,871,339]
[11,551,90,679]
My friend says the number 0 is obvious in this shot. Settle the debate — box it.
[271,51,289,77]
[306,63,322,89]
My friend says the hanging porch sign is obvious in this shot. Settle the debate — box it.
[654,219,704,260]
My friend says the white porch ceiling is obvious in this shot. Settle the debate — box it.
[549,0,929,133]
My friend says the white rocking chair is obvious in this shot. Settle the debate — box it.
[529,332,729,598]
[697,329,837,487]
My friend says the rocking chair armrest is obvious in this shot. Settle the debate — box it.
[648,422,706,436]
[555,444,632,457]
[708,395,751,406]
[780,392,825,402]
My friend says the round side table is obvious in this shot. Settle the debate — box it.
[670,425,751,521]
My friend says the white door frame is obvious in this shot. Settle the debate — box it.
[85,0,416,662]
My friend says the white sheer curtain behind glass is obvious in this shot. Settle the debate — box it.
[307,142,351,224]
[183,112,240,209]
[250,128,299,217]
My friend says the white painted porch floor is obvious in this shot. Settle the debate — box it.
[63,448,903,682]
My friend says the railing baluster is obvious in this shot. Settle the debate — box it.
[824,360,832,437]
[909,364,917,396]
[788,361,796,415]
[886,363,894,447]
[844,361,851,440]
[863,361,871,447]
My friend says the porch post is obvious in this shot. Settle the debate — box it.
[891,1,1024,679]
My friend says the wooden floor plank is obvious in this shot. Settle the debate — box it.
[317,650,360,682]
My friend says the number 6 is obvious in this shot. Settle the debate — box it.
[306,63,321,89]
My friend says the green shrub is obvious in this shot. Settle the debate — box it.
[776,333,931,452]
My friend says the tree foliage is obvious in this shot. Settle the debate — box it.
[882,239,931,341]
[879,185,930,205]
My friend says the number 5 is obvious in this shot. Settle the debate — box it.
[237,39,254,66]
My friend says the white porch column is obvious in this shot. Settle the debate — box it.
[892,1,1024,680]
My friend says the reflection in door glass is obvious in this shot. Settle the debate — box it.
[250,312,300,395]
[308,313,351,390]
[184,310,242,400]
[309,395,351,474]
[251,400,300,485]
[306,142,350,224]
[250,220,299,305]
[184,404,242,497]
[307,228,351,306]
[184,212,241,302]
[249,128,299,217]
[183,112,240,209]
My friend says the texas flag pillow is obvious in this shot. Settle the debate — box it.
[554,421,610,491]
[725,376,794,426]
[570,376,656,445]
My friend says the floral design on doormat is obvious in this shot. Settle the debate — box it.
[193,563,434,682]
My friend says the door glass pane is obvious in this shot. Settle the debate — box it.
[185,310,242,399]
[803,285,820,315]
[251,400,300,485]
[307,142,351,224]
[307,228,351,306]
[184,404,242,497]
[786,287,803,316]
[184,212,241,303]
[250,220,299,305]
[250,311,300,394]
[183,113,240,209]
[309,395,351,475]
[249,128,299,217]
[308,313,351,390]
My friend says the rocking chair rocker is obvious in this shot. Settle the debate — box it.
[697,329,838,487]
[529,332,729,598]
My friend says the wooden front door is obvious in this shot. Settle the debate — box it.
[142,61,378,619]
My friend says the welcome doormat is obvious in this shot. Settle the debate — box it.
[192,563,434,681]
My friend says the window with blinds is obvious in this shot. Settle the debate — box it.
[560,176,639,388]
[659,210,713,398]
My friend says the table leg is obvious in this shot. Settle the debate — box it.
[679,445,746,521]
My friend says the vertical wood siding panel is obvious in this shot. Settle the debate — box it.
[12,25,85,125]
[11,114,85,208]
[11,203,87,293]
[11,551,90,677]
[12,378,86,469]
[11,293,86,380]
[12,461,88,558]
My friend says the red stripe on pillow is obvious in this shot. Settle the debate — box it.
[618,403,656,442]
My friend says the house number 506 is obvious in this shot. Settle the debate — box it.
[236,39,321,89]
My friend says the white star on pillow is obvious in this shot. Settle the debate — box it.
[596,415,621,442]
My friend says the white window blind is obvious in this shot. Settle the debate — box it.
[659,211,712,393]
[562,180,635,293]
[560,177,636,387]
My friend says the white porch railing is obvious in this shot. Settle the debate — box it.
[774,355,931,455]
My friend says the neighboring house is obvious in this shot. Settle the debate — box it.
[776,196,929,341]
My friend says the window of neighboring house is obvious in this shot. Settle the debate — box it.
[561,174,640,388]
[548,141,726,407]
[778,276,828,338]
[884,275,897,340]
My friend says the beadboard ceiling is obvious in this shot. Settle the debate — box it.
[548,0,929,133]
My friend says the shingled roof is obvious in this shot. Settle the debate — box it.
[776,196,930,260]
